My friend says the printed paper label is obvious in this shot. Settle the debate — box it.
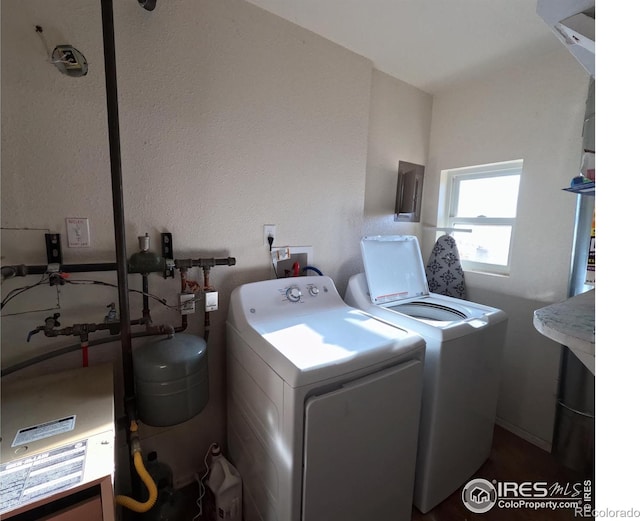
[12,416,76,447]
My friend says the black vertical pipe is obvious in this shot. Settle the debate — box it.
[142,274,151,323]
[100,0,135,410]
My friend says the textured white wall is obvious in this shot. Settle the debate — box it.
[361,69,433,241]
[1,0,432,493]
[424,48,590,447]
[1,0,590,500]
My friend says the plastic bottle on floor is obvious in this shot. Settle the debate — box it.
[203,443,242,521]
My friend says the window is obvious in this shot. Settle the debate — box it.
[439,160,522,275]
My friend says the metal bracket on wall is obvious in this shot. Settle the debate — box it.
[161,232,174,279]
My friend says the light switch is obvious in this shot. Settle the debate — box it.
[66,217,90,248]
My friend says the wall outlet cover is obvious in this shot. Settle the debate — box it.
[263,224,277,246]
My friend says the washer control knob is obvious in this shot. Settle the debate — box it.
[308,285,319,296]
[285,286,302,302]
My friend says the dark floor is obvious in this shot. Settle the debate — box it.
[170,425,593,521]
[411,425,593,521]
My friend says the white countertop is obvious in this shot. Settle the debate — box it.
[533,289,595,374]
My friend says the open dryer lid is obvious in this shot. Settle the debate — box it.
[361,235,429,305]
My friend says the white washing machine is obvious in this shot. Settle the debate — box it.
[344,235,508,514]
[226,275,425,521]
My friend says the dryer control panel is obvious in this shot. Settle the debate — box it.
[283,282,325,303]
[231,276,352,325]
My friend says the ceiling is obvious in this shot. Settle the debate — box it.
[244,0,562,94]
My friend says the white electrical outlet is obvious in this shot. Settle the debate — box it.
[66,217,90,248]
[263,224,276,246]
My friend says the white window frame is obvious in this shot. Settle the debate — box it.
[439,159,522,275]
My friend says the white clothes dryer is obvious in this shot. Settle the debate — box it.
[344,235,508,514]
[226,275,425,521]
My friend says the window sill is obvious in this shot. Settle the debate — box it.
[462,266,510,278]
